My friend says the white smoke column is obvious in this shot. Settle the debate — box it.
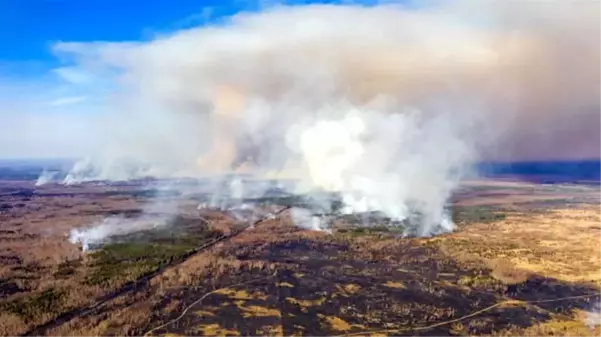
[196,177,286,225]
[229,176,244,200]
[35,170,60,186]
[290,207,332,233]
[68,215,169,251]
[292,104,470,234]
[298,111,366,192]
[586,299,601,329]
[68,181,182,251]
[53,2,599,234]
[68,216,169,251]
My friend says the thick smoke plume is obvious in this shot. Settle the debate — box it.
[69,215,170,251]
[51,0,599,239]
[68,188,181,250]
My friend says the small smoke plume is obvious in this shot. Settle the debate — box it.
[50,0,599,236]
[290,207,332,233]
[69,215,170,251]
[196,176,289,225]
[35,170,61,186]
[585,299,601,329]
[68,182,182,250]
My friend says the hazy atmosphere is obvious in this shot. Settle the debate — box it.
[2,0,599,236]
[1,0,599,163]
[0,1,599,336]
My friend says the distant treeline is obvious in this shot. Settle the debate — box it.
[0,159,74,181]
[477,160,601,184]
[0,158,599,184]
[0,167,46,181]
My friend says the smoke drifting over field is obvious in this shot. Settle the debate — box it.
[69,215,171,251]
[40,0,599,241]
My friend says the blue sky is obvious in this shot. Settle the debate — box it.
[1,0,247,77]
[0,0,266,158]
[1,0,381,77]
[0,0,400,108]
[0,0,396,158]
[0,0,597,161]
[0,0,353,115]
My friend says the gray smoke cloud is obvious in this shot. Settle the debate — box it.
[39,0,599,239]
[69,215,170,252]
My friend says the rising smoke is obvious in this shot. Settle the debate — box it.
[69,215,170,251]
[586,299,601,329]
[47,0,599,244]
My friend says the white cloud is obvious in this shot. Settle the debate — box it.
[0,62,108,159]
[53,67,93,84]
[0,0,597,235]
[48,95,88,106]
[0,108,101,159]
[0,0,598,165]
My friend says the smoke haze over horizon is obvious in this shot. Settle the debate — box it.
[0,0,598,163]
[0,0,599,237]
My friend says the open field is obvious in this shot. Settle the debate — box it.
[0,177,599,336]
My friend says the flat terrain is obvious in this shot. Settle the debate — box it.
[0,178,599,336]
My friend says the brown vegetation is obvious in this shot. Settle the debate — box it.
[0,179,599,336]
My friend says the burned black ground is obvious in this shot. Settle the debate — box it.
[0,177,599,336]
[142,233,598,336]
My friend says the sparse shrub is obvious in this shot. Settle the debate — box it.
[452,206,507,226]
[337,224,405,238]
[457,274,501,289]
[54,258,82,278]
[0,288,67,322]
[488,260,530,285]
[84,242,194,286]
